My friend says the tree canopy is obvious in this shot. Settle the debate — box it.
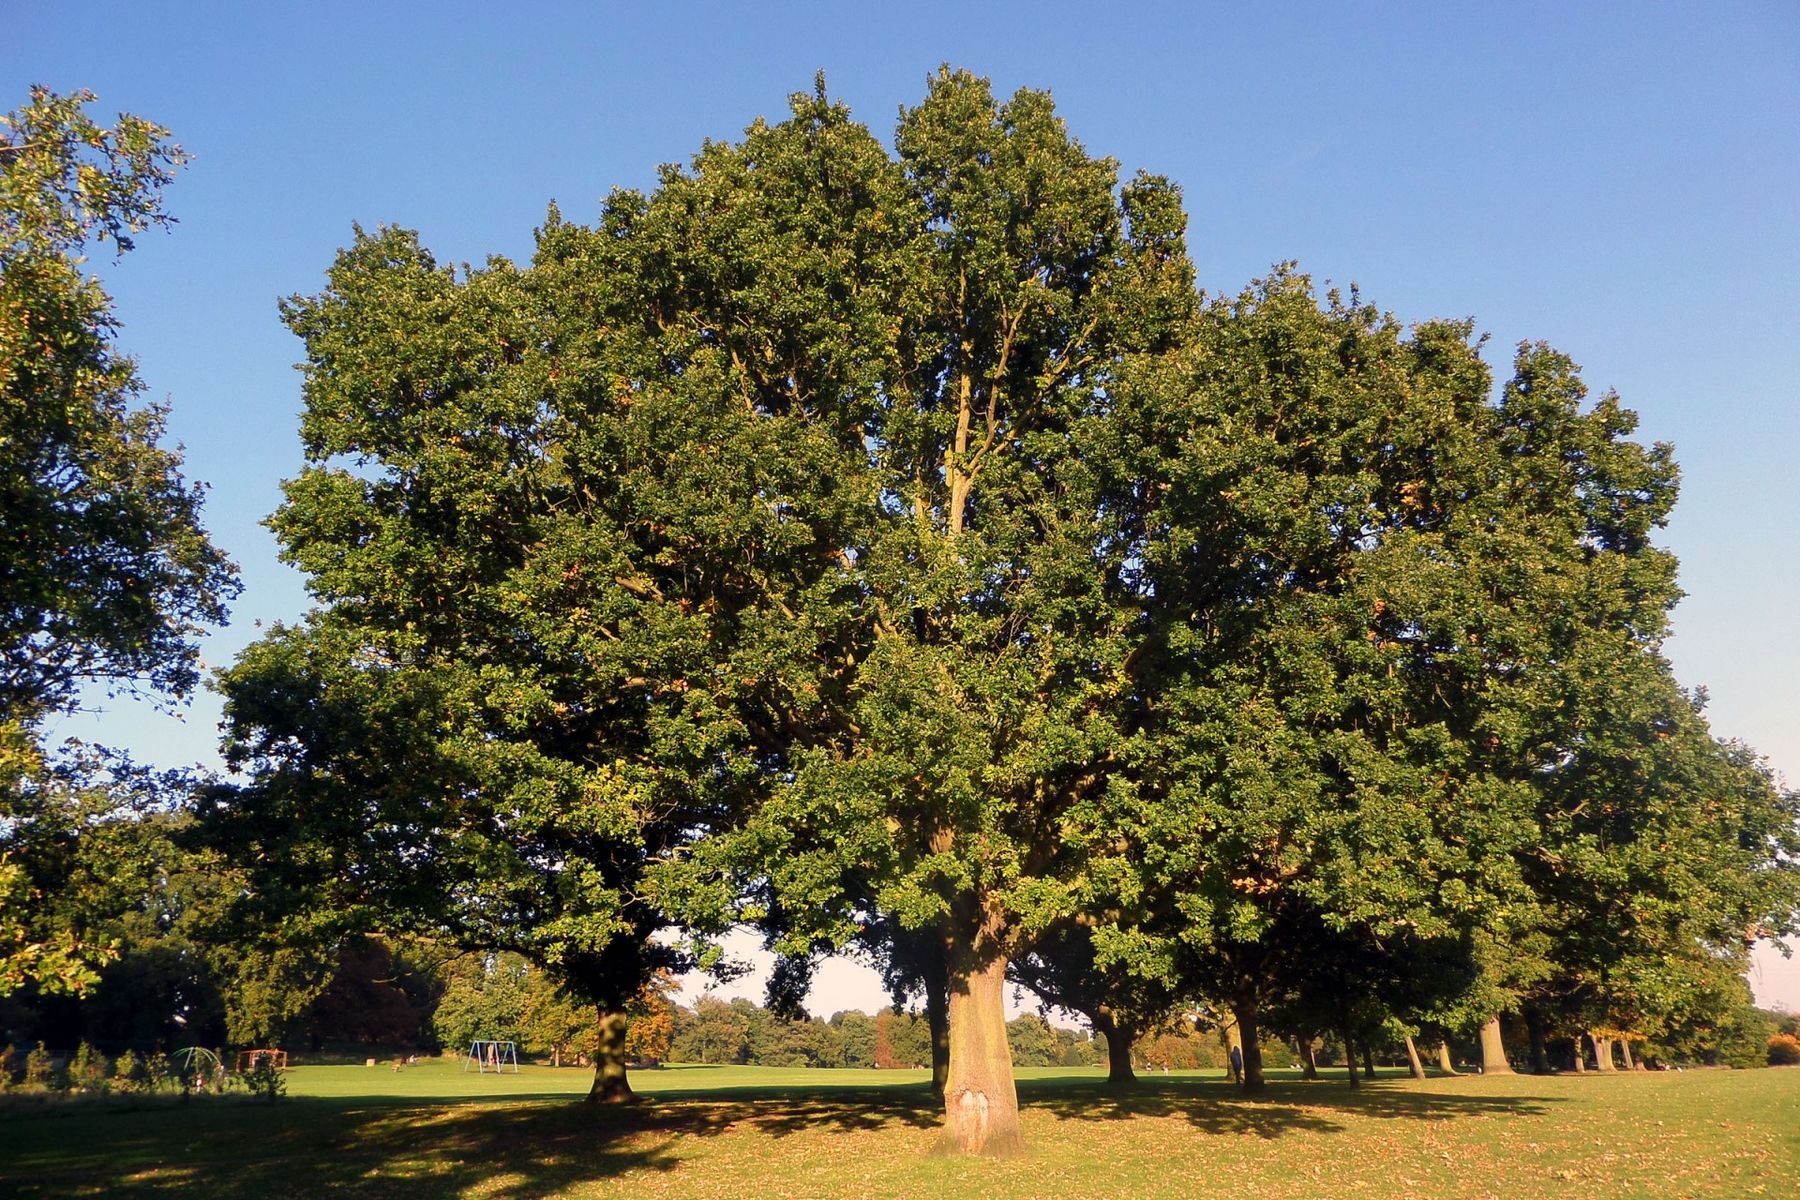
[0,86,237,999]
[195,69,1800,1155]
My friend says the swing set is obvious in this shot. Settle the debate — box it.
[464,1039,520,1073]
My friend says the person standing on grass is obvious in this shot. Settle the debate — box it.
[1229,1044,1244,1085]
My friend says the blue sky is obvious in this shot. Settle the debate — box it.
[10,1,1800,1012]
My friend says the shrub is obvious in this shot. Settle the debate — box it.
[113,1049,148,1093]
[1768,1033,1800,1066]
[0,1044,15,1091]
[24,1042,60,1091]
[69,1042,109,1092]
[242,1056,286,1103]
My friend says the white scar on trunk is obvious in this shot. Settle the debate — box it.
[955,1088,991,1153]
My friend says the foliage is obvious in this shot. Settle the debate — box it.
[0,85,235,725]
[623,972,676,1063]
[2,771,240,1056]
[304,937,441,1048]
[23,1040,57,1090]
[1003,1014,1060,1068]
[240,1054,286,1103]
[661,995,961,1070]
[670,996,752,1065]
[0,84,236,1001]
[194,66,1800,1151]
[1768,1033,1800,1066]
[431,953,531,1052]
[876,1008,932,1071]
[67,1041,107,1091]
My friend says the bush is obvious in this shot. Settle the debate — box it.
[241,1056,286,1103]
[0,1044,15,1091]
[113,1049,148,1093]
[1768,1033,1800,1066]
[24,1042,60,1091]
[69,1042,109,1092]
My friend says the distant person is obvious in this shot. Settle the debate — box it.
[1229,1044,1244,1084]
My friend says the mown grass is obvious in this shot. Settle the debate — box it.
[2,1061,1795,1198]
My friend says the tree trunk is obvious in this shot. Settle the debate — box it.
[1341,1025,1359,1088]
[586,1008,635,1103]
[552,1044,562,1069]
[1570,1037,1585,1073]
[1095,1013,1136,1087]
[1361,1045,1376,1080]
[1524,1009,1553,1075]
[1300,1037,1319,1080]
[1231,992,1267,1094]
[924,961,950,1100]
[1591,1033,1615,1072]
[1619,1038,1637,1070]
[939,905,1023,1157]
[1436,1039,1460,1075]
[1404,1035,1427,1080]
[1478,1016,1513,1075]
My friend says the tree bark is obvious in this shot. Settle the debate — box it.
[1591,1032,1615,1073]
[586,1008,635,1103]
[1299,1036,1319,1080]
[924,960,950,1100]
[1619,1038,1637,1070]
[1570,1037,1585,1073]
[939,903,1023,1157]
[1478,1016,1513,1075]
[1231,992,1267,1094]
[1404,1035,1427,1080]
[1524,1009,1553,1075]
[1361,1045,1376,1080]
[1436,1039,1460,1075]
[1341,1025,1359,1088]
[1095,1013,1136,1087]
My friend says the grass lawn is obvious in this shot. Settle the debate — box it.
[2,1061,1796,1198]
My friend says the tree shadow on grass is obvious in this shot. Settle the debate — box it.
[0,1087,939,1200]
[0,1075,1555,1197]
[1019,1074,1557,1139]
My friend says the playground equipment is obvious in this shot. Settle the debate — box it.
[235,1048,288,1073]
[464,1039,520,1073]
[175,1046,226,1089]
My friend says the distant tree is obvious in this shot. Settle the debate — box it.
[1004,1014,1060,1068]
[304,938,432,1048]
[518,968,595,1066]
[431,953,530,1052]
[622,973,676,1064]
[829,1009,879,1068]
[875,1007,932,1070]
[670,996,752,1065]
[1009,920,1184,1086]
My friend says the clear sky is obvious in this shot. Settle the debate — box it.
[9,1,1799,1015]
